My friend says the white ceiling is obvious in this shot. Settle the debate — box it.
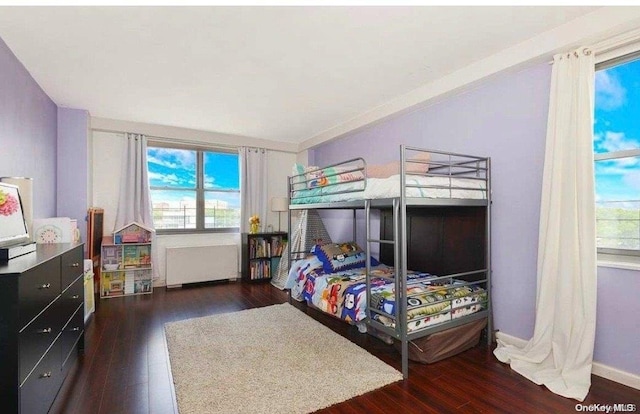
[0,6,598,145]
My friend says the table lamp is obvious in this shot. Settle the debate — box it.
[270,197,288,232]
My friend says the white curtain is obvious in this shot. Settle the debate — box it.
[114,133,158,278]
[239,147,268,233]
[494,48,597,401]
[115,133,153,229]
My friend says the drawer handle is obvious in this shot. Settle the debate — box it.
[71,294,80,299]
[70,327,81,332]
[38,283,51,289]
[37,328,52,334]
[71,262,80,268]
[39,372,52,379]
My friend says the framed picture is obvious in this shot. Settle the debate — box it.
[0,182,29,248]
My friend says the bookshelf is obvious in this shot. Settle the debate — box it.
[241,232,287,282]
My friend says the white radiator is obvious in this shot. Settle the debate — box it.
[165,245,238,288]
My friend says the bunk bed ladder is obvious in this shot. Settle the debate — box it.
[399,145,409,379]
[486,157,493,346]
[364,148,410,380]
[364,199,400,299]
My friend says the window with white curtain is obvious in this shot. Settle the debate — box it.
[147,142,240,233]
[594,53,640,256]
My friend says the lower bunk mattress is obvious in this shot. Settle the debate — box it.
[286,259,487,333]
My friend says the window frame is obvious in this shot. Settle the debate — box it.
[148,141,240,235]
[594,53,640,258]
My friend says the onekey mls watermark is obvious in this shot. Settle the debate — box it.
[575,404,637,413]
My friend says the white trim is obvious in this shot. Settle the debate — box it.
[592,363,640,391]
[596,42,640,65]
[593,26,640,63]
[597,261,640,271]
[495,332,640,390]
[597,254,640,271]
[495,331,528,348]
[299,7,640,151]
[594,148,640,161]
[91,116,297,154]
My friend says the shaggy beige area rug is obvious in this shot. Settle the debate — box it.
[164,303,402,414]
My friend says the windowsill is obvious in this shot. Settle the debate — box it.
[597,253,640,271]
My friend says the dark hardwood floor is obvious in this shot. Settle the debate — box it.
[51,281,640,414]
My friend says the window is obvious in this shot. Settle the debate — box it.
[147,143,240,232]
[594,54,640,256]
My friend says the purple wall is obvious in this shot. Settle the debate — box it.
[57,107,90,244]
[0,37,57,219]
[1,36,90,248]
[594,267,640,372]
[310,63,640,376]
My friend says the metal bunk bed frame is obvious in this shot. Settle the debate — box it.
[287,144,492,380]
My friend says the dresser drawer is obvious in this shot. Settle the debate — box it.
[20,340,63,414]
[61,306,84,377]
[18,259,61,329]
[19,300,63,384]
[60,246,83,288]
[60,275,83,326]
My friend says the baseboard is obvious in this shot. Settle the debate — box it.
[163,278,238,289]
[495,332,640,390]
[495,331,527,347]
[592,362,640,390]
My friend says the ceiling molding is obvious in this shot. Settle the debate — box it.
[91,116,298,154]
[298,7,640,152]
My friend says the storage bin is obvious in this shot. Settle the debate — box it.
[395,318,487,364]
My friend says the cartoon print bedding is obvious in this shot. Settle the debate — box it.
[285,257,487,332]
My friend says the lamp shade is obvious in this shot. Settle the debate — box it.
[271,197,288,212]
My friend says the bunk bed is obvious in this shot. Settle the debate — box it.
[285,145,492,379]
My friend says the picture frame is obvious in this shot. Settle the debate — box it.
[0,182,29,248]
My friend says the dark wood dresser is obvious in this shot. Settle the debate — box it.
[0,243,85,414]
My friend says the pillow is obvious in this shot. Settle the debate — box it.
[291,163,364,189]
[307,166,364,189]
[367,152,431,179]
[312,242,379,273]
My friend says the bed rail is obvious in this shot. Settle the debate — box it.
[289,158,367,204]
[400,146,490,201]
[288,147,490,206]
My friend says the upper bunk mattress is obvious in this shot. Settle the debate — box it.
[291,174,487,204]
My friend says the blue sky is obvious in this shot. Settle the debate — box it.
[594,57,640,205]
[147,148,240,207]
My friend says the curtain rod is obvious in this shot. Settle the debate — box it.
[548,28,640,65]
[548,47,592,64]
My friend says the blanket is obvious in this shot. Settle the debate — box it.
[286,257,486,330]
